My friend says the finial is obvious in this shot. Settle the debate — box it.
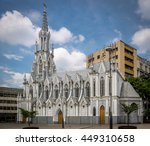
[24,74,26,81]
[35,40,38,51]
[52,43,54,57]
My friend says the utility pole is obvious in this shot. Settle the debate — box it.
[106,46,113,129]
[61,81,65,128]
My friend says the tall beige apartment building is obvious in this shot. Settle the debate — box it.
[86,40,150,78]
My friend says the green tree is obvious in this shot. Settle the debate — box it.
[121,103,138,126]
[143,109,150,120]
[127,75,150,115]
[19,108,36,126]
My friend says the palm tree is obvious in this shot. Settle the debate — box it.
[19,108,36,126]
[121,103,138,126]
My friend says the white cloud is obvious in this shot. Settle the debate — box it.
[50,27,73,44]
[0,47,86,87]
[78,34,85,42]
[114,29,122,38]
[137,0,150,20]
[50,27,85,44]
[54,48,86,71]
[0,10,85,47]
[131,28,150,54]
[20,48,33,55]
[0,66,9,71]
[0,66,29,87]
[3,53,24,61]
[27,10,42,22]
[112,29,122,43]
[0,10,40,47]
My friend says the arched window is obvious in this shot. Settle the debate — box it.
[131,103,138,109]
[75,83,79,98]
[85,82,90,97]
[93,79,96,96]
[48,57,51,73]
[41,37,43,50]
[39,58,42,74]
[64,84,69,98]
[29,86,33,98]
[54,85,59,98]
[100,77,105,97]
[45,86,49,99]
[93,107,96,116]
[38,84,42,97]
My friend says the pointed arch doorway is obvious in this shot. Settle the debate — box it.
[100,105,105,124]
[58,111,63,124]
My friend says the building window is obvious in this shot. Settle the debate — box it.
[39,84,42,97]
[54,85,59,98]
[29,86,33,98]
[48,61,51,72]
[93,107,96,116]
[64,84,69,98]
[93,79,96,96]
[85,82,90,97]
[45,86,49,99]
[75,83,79,98]
[100,77,105,97]
[97,55,100,59]
[39,58,43,74]
[131,103,138,112]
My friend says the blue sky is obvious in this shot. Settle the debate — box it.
[0,0,150,87]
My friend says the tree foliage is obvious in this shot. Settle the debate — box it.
[19,108,36,126]
[121,103,138,126]
[127,75,150,98]
[127,75,150,120]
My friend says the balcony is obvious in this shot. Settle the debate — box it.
[125,68,134,75]
[125,60,134,67]
[125,53,134,60]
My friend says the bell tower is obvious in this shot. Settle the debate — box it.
[31,2,56,80]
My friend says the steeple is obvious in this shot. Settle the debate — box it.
[38,1,50,51]
[42,2,48,32]
[31,1,56,79]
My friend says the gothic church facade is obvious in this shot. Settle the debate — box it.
[17,4,143,124]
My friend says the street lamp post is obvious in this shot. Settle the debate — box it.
[61,81,65,129]
[106,46,113,129]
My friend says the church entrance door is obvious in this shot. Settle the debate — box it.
[58,111,63,124]
[100,105,105,124]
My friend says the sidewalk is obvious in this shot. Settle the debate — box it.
[0,123,150,129]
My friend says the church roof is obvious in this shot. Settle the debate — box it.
[42,60,116,82]
[51,69,90,81]
[120,81,140,98]
[92,60,116,72]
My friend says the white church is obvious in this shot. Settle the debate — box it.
[17,4,143,125]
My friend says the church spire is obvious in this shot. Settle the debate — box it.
[42,2,48,32]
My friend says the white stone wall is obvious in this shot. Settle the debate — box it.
[18,61,143,124]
